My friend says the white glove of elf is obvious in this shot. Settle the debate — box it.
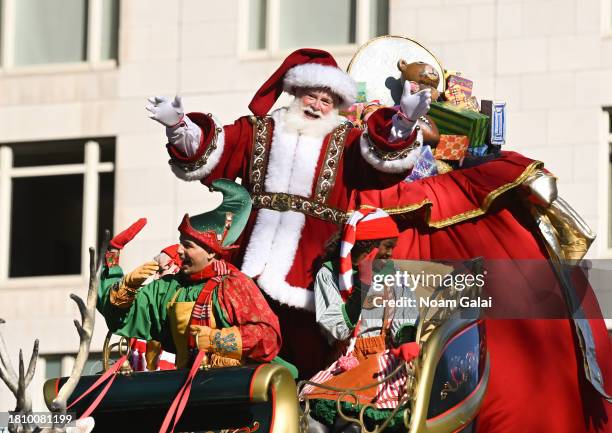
[399,82,432,123]
[146,95,201,157]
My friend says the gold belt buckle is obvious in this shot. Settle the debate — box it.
[271,193,291,212]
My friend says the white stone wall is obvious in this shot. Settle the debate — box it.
[390,0,612,258]
[0,0,610,411]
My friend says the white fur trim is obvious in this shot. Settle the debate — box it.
[171,161,210,181]
[265,108,325,194]
[240,109,325,310]
[240,209,280,277]
[256,211,315,311]
[170,114,225,182]
[359,131,423,174]
[283,63,357,108]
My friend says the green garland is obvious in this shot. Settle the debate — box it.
[309,398,408,432]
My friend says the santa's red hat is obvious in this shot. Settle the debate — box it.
[249,48,357,116]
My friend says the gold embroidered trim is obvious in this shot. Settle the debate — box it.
[313,122,351,204]
[427,160,543,228]
[363,130,421,161]
[169,113,222,172]
[249,116,273,194]
[370,199,433,216]
[252,192,347,225]
[373,160,544,228]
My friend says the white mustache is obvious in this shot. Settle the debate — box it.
[304,108,322,117]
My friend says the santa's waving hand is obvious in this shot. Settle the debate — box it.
[399,81,431,122]
[146,94,202,158]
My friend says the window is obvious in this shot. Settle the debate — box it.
[44,352,104,380]
[0,0,119,69]
[0,139,115,280]
[243,0,388,53]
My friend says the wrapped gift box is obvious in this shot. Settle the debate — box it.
[428,102,489,147]
[447,75,474,97]
[434,135,469,160]
[341,101,381,128]
[468,145,488,157]
[480,100,507,145]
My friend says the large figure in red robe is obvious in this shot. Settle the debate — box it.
[355,151,612,433]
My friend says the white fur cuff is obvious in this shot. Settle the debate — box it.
[170,115,225,182]
[359,131,423,174]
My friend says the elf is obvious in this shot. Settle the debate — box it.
[97,179,282,369]
[301,208,419,433]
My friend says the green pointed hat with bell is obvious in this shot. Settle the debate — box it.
[178,179,252,254]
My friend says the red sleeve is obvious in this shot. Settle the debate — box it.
[365,107,417,152]
[342,107,419,182]
[166,113,253,183]
[217,273,282,362]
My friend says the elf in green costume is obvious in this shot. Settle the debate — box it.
[97,179,282,369]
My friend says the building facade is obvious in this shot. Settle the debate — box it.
[0,0,610,410]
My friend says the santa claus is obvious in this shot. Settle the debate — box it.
[146,48,431,376]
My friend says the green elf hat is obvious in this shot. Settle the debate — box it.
[178,179,252,255]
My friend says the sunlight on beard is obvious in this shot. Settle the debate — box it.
[283,97,341,137]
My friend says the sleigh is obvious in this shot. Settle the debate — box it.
[42,315,487,433]
[44,362,298,433]
[42,259,488,433]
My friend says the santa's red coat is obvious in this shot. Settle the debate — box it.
[168,106,419,375]
[168,107,417,309]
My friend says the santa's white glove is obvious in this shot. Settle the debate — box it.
[146,95,184,127]
[146,95,201,157]
[399,82,432,123]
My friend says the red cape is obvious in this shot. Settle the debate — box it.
[355,151,612,432]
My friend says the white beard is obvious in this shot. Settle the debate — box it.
[282,98,342,137]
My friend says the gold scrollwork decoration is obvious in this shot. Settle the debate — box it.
[314,122,351,204]
[364,132,420,161]
[298,361,414,433]
[249,116,273,194]
[102,331,133,374]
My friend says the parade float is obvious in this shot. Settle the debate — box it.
[1,36,608,433]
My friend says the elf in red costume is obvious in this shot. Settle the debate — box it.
[147,48,432,377]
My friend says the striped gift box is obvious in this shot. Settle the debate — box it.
[428,102,490,148]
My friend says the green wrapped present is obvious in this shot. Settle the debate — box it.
[428,102,489,147]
